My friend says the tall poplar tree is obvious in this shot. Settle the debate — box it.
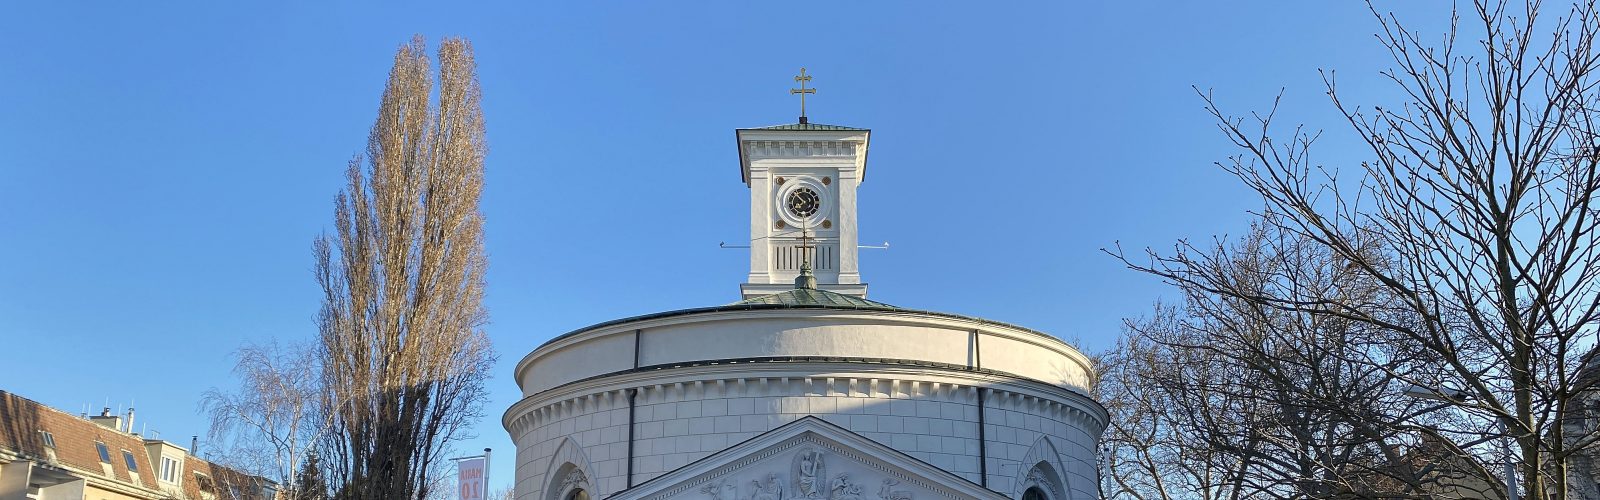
[314,36,493,500]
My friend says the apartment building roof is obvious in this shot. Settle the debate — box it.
[0,390,275,499]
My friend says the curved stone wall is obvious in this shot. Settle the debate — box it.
[514,309,1097,397]
[506,309,1105,500]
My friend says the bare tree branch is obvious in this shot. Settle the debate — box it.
[1104,2,1600,498]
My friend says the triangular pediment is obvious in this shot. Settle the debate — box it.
[609,416,1007,500]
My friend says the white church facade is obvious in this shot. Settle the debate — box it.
[504,98,1106,500]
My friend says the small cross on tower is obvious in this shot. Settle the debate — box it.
[797,225,816,269]
[790,68,816,124]
[794,224,819,290]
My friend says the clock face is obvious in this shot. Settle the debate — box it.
[786,188,821,218]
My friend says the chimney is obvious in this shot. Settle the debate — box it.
[124,407,135,434]
[190,436,199,456]
[89,407,122,431]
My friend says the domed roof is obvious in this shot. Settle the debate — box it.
[742,122,868,132]
[532,288,1064,355]
[731,287,898,309]
[515,286,1100,402]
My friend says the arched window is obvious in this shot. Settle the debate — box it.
[1022,486,1048,500]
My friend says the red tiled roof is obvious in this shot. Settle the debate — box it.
[0,391,155,479]
[0,390,272,498]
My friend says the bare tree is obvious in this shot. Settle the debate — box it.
[489,485,516,500]
[1112,1,1600,498]
[1099,306,1281,500]
[314,35,494,500]
[1099,307,1249,500]
[1103,224,1507,499]
[201,340,329,494]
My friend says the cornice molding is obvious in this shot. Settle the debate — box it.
[736,129,870,185]
[743,140,859,160]
[503,361,1107,440]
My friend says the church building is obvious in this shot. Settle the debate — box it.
[503,74,1106,500]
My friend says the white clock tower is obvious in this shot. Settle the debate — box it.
[735,71,871,298]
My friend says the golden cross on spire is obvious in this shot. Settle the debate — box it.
[790,67,816,124]
[794,223,819,289]
[797,224,816,268]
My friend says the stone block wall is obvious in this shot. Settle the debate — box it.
[509,373,1102,500]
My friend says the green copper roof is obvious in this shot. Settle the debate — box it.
[733,288,899,309]
[533,289,1072,352]
[745,122,868,131]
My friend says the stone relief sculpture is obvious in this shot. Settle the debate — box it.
[829,473,864,500]
[696,449,931,500]
[751,473,784,500]
[876,479,912,500]
[701,478,739,500]
[1024,468,1059,500]
[562,469,589,492]
[792,448,825,498]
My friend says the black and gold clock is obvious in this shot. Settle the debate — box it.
[786,187,821,218]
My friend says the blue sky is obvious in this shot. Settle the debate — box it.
[0,1,1447,494]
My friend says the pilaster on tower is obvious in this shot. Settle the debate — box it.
[735,123,871,299]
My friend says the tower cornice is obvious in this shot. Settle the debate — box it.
[735,127,871,186]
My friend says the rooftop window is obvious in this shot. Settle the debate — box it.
[95,441,110,463]
[160,456,180,483]
[38,431,55,448]
[194,472,213,492]
[123,450,139,472]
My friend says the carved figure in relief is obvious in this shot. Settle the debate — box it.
[561,469,588,491]
[701,479,737,500]
[1024,468,1059,499]
[877,479,912,500]
[751,473,784,500]
[792,448,825,498]
[829,473,863,500]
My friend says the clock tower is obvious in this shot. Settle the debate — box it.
[734,120,870,299]
[509,70,1106,500]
